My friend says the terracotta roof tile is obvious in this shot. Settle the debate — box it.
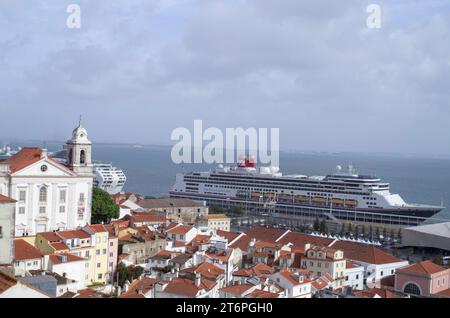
[14,239,43,261]
[0,194,16,203]
[398,260,446,275]
[49,253,86,264]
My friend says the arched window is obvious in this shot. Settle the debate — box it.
[404,283,421,296]
[80,150,86,164]
[39,186,47,203]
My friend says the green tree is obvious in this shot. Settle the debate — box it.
[229,206,244,216]
[313,218,320,231]
[117,263,144,288]
[319,219,328,234]
[91,187,120,224]
[209,204,224,214]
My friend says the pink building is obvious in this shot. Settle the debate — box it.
[395,260,450,297]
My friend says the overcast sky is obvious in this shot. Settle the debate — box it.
[1,0,449,155]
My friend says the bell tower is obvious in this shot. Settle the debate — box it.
[66,117,93,176]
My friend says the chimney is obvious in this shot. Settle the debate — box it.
[195,273,201,287]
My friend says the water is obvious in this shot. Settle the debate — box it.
[4,141,450,221]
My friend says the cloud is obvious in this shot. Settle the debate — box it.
[0,0,449,155]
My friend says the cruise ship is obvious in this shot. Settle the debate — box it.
[93,162,127,195]
[170,157,443,227]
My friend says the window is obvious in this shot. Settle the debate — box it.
[80,150,86,164]
[102,249,107,255]
[380,271,384,276]
[356,274,359,279]
[19,207,25,214]
[0,226,2,238]
[39,187,47,202]
[404,283,421,296]
[79,193,85,203]
[19,190,26,202]
[97,263,101,268]
[97,273,102,279]
[109,253,113,257]
[60,190,66,203]
[110,242,114,247]
[345,276,349,281]
[85,263,89,268]
[39,206,46,214]
[59,206,65,213]
[85,251,90,257]
[96,250,100,255]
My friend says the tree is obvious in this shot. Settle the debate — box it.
[209,204,224,214]
[319,219,328,234]
[313,218,320,231]
[229,206,244,216]
[91,187,120,224]
[117,263,144,288]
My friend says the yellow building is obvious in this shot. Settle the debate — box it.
[83,224,109,284]
[35,227,109,286]
[196,214,231,232]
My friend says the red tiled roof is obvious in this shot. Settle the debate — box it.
[130,211,166,223]
[49,242,69,251]
[229,235,252,252]
[346,260,360,269]
[354,287,399,298]
[219,284,254,296]
[121,277,159,297]
[38,232,61,242]
[14,239,43,261]
[330,241,403,265]
[278,271,310,286]
[0,194,16,203]
[163,278,214,297]
[0,270,17,294]
[398,260,446,275]
[251,263,276,277]
[182,262,225,279]
[87,224,107,233]
[216,230,241,243]
[3,147,73,174]
[167,225,193,235]
[49,253,86,264]
[245,226,288,243]
[277,232,333,252]
[247,289,279,298]
[3,147,43,173]
[57,230,91,240]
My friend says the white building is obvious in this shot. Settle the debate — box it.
[0,122,94,236]
[0,194,15,264]
[0,269,50,298]
[46,253,88,291]
[343,261,365,290]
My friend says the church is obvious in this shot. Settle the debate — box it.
[0,122,94,236]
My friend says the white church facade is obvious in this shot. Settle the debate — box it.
[0,123,94,236]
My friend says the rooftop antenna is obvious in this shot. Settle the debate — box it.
[78,114,82,127]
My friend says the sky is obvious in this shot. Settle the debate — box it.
[1,0,450,155]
